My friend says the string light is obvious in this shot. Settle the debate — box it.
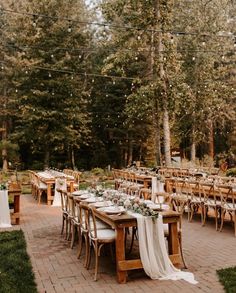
[1,8,236,39]
[1,42,235,57]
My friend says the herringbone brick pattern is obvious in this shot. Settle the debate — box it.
[17,195,236,292]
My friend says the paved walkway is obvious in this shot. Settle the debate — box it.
[15,195,236,292]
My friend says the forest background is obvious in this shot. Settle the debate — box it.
[0,0,235,171]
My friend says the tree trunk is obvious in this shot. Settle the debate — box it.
[208,119,214,160]
[150,28,162,166]
[128,137,133,166]
[156,0,172,167]
[152,108,162,166]
[191,141,196,164]
[123,148,128,167]
[2,120,8,171]
[71,146,75,170]
[44,147,50,168]
[163,108,172,166]
[191,128,196,164]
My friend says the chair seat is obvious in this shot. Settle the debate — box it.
[91,229,116,240]
[191,197,203,203]
[204,200,221,207]
[171,194,189,202]
[221,203,236,210]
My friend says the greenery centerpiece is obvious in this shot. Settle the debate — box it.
[0,183,7,190]
[124,197,159,219]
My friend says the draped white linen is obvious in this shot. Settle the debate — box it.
[0,190,12,228]
[134,213,198,284]
[151,177,165,202]
[52,178,67,207]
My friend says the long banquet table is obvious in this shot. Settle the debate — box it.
[92,206,181,283]
[31,170,75,205]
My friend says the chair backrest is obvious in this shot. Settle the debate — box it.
[60,191,68,212]
[79,203,89,233]
[87,207,98,240]
[201,182,216,204]
[218,184,235,209]
[73,198,80,223]
[67,193,74,216]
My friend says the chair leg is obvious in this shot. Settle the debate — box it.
[67,220,72,241]
[214,207,218,231]
[200,203,204,226]
[70,224,76,249]
[203,205,207,226]
[65,218,69,240]
[77,232,83,259]
[86,243,92,269]
[61,215,65,235]
[219,209,226,232]
[84,234,89,268]
[94,242,99,281]
[178,234,187,269]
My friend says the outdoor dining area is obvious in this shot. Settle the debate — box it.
[21,165,235,286]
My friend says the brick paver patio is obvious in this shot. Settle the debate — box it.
[14,195,236,292]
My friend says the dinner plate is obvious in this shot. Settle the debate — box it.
[83,197,97,203]
[77,194,90,200]
[72,190,88,196]
[92,201,111,208]
[100,206,126,215]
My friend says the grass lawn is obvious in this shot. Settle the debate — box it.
[217,267,236,293]
[0,230,37,293]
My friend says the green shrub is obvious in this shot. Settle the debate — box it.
[226,168,236,177]
[91,167,105,176]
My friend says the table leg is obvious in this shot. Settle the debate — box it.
[116,226,127,284]
[47,184,52,205]
[14,194,20,225]
[168,222,180,261]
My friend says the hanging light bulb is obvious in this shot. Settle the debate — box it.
[137,35,141,40]
[113,80,116,85]
[71,75,74,80]
[48,72,52,78]
[192,56,195,61]
[32,17,37,27]
[51,54,54,58]
[15,89,18,93]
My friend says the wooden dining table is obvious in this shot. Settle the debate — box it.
[92,207,181,284]
[36,172,75,205]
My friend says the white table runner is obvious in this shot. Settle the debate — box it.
[133,213,197,284]
[0,190,12,228]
